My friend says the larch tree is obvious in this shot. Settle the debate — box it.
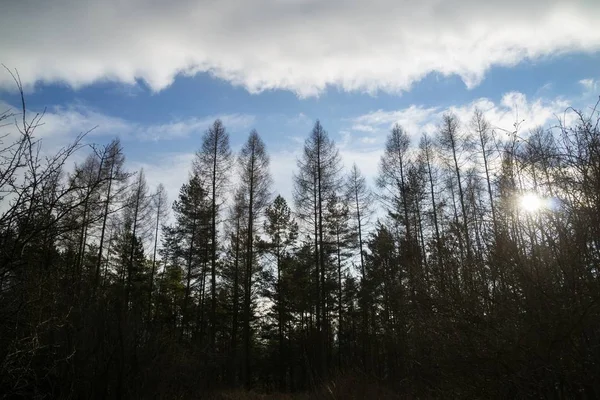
[96,138,129,290]
[237,130,272,387]
[148,183,169,321]
[378,124,413,240]
[324,193,356,368]
[437,113,474,291]
[345,163,373,281]
[123,169,153,307]
[293,120,343,378]
[193,119,233,348]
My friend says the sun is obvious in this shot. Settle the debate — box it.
[519,193,543,213]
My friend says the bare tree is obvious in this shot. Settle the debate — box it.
[293,120,343,378]
[148,183,169,320]
[237,129,272,387]
[193,119,233,348]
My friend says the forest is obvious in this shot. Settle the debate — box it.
[1,72,600,399]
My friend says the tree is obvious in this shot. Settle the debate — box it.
[324,193,356,367]
[96,139,129,290]
[470,109,498,233]
[237,130,272,387]
[148,183,169,320]
[123,169,153,306]
[293,120,343,378]
[378,124,412,239]
[259,194,298,388]
[194,119,233,348]
[418,133,444,295]
[437,113,473,272]
[345,163,373,281]
[222,187,248,385]
[169,173,210,338]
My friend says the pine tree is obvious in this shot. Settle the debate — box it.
[259,194,298,388]
[169,173,210,338]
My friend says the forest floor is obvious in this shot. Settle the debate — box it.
[206,376,404,399]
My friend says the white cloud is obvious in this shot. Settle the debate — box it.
[360,136,377,144]
[350,92,571,143]
[350,104,439,141]
[138,114,256,141]
[1,0,599,96]
[352,124,376,133]
[0,102,254,143]
[579,78,599,93]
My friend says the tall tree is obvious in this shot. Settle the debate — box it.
[418,133,444,294]
[237,130,272,387]
[470,109,498,233]
[293,120,343,378]
[193,119,233,348]
[170,173,210,338]
[223,187,247,385]
[124,169,153,306]
[148,183,169,321]
[345,163,373,281]
[324,193,356,368]
[437,113,473,290]
[378,124,413,239]
[260,194,298,388]
[96,139,129,290]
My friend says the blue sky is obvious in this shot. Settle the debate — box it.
[1,0,599,202]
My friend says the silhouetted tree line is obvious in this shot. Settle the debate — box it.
[1,72,600,398]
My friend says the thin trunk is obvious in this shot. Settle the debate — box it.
[336,230,343,369]
[243,152,256,387]
[480,132,497,233]
[395,141,411,239]
[211,140,218,349]
[277,242,285,390]
[231,217,241,385]
[313,171,321,373]
[316,134,327,378]
[354,189,365,280]
[449,132,473,267]
[182,211,197,338]
[148,195,162,322]
[96,159,115,289]
[126,187,141,308]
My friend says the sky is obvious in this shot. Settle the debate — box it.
[1,0,599,204]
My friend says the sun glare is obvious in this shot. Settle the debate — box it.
[519,193,543,213]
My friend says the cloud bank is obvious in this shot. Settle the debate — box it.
[1,0,599,96]
[349,92,572,145]
[0,102,254,143]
